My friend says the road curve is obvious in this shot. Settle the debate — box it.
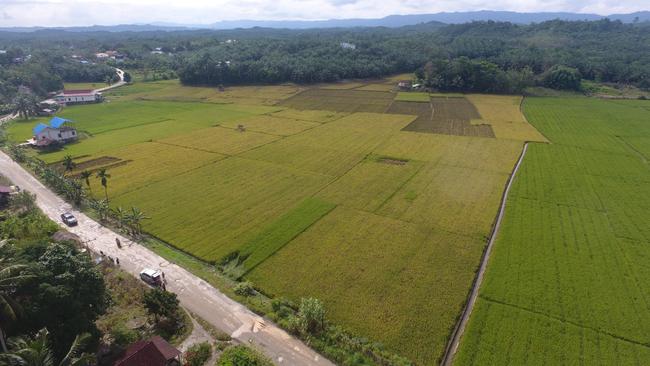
[440,142,529,366]
[0,151,333,366]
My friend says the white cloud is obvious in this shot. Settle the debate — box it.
[0,0,647,27]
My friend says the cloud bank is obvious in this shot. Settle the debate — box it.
[0,0,647,27]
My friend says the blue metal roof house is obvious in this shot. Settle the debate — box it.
[31,117,77,147]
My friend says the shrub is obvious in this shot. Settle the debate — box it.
[111,325,139,348]
[233,281,255,297]
[217,345,272,366]
[184,342,212,366]
[297,297,325,336]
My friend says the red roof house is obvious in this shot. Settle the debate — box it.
[114,336,181,366]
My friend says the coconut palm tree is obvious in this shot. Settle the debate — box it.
[61,156,75,175]
[1,328,92,366]
[126,207,149,237]
[0,243,33,352]
[79,171,92,195]
[95,169,110,203]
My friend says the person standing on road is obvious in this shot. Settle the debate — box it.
[116,237,122,248]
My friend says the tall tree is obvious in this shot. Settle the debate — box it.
[95,168,110,203]
[79,171,92,195]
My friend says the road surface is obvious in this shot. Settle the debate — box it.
[94,68,126,93]
[440,142,529,366]
[0,151,333,366]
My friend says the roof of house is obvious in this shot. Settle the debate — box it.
[33,123,49,135]
[114,336,180,366]
[60,89,96,96]
[0,186,12,194]
[49,116,72,128]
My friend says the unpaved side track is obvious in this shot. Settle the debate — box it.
[440,142,529,366]
[0,151,333,366]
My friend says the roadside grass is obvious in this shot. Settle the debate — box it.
[454,97,650,365]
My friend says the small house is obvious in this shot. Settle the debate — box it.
[114,336,181,366]
[31,117,77,147]
[398,80,412,90]
[55,90,102,105]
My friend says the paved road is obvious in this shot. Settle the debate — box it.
[95,68,126,93]
[0,151,333,366]
[440,142,529,366]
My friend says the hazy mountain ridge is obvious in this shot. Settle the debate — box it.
[0,10,648,32]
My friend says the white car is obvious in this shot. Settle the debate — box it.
[139,268,162,286]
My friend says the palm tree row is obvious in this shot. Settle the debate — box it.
[21,154,150,238]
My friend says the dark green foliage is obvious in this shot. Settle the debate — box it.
[233,281,255,297]
[143,288,180,321]
[184,342,212,366]
[217,345,273,366]
[18,243,109,361]
[541,65,582,90]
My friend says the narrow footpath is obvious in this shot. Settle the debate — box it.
[0,151,333,366]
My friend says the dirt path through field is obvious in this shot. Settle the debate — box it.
[0,150,333,366]
[440,142,529,366]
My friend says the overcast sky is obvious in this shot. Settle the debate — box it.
[0,0,648,27]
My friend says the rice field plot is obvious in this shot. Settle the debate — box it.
[240,139,366,177]
[465,94,548,142]
[278,89,394,113]
[80,142,225,199]
[155,126,281,155]
[389,97,495,137]
[249,206,486,366]
[112,157,332,261]
[395,92,431,102]
[455,97,650,365]
[112,80,303,105]
[218,115,320,136]
[6,100,267,142]
[376,162,510,238]
[315,157,424,212]
[375,132,522,174]
[267,109,348,123]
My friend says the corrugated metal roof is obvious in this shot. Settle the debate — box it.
[33,123,49,135]
[49,116,72,128]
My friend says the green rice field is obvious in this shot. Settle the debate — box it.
[454,97,650,365]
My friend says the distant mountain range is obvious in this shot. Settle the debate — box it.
[1,10,649,33]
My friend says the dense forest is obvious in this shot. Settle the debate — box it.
[0,19,648,112]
